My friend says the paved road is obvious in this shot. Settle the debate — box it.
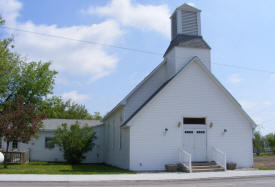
[0,176,275,187]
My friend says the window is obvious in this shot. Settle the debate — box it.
[184,131,194,134]
[12,141,18,149]
[112,122,115,150]
[119,128,122,150]
[196,131,205,134]
[45,137,54,148]
[107,123,109,151]
[120,113,123,124]
[183,118,206,124]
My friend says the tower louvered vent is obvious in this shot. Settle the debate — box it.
[170,4,201,39]
[181,10,198,36]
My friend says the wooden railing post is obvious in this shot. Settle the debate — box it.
[21,152,25,164]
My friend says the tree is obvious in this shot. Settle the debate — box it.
[49,122,96,164]
[0,17,57,110]
[0,97,45,168]
[253,131,264,156]
[266,133,275,154]
[0,16,56,168]
[40,96,102,120]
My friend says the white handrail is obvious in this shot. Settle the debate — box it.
[212,147,226,171]
[179,149,192,173]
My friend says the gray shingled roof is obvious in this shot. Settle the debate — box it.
[41,119,102,131]
[164,34,211,56]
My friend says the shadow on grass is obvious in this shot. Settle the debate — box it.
[62,163,134,174]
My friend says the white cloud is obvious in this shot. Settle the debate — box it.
[187,2,195,7]
[0,0,123,83]
[61,90,91,103]
[0,0,21,26]
[83,0,170,38]
[263,101,272,106]
[228,74,242,83]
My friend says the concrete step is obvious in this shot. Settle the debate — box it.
[192,161,216,166]
[192,165,221,170]
[191,162,225,173]
[177,162,225,173]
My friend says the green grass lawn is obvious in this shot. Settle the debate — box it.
[253,152,275,157]
[0,162,135,174]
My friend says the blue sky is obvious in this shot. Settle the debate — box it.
[0,0,275,134]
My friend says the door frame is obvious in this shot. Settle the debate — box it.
[182,124,207,161]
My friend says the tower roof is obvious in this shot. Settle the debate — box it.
[164,34,211,56]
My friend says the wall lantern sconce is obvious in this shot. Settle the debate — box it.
[209,122,213,128]
[223,129,228,134]
[177,122,181,128]
[163,128,168,136]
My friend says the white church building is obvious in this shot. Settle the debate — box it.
[0,4,255,172]
[102,3,255,171]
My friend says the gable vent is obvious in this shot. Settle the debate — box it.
[181,11,198,36]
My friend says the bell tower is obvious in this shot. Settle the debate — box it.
[164,3,211,76]
[171,3,201,39]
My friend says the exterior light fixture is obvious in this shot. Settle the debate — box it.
[209,122,213,128]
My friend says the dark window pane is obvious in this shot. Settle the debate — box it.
[45,137,54,148]
[197,131,205,134]
[183,118,206,124]
[12,141,18,149]
[184,131,193,134]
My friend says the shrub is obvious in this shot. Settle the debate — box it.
[50,121,96,164]
[253,131,264,156]
[266,133,275,154]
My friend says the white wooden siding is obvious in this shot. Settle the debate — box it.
[173,47,211,71]
[129,61,253,171]
[124,62,170,121]
[103,108,130,169]
[122,45,210,128]
[1,125,104,163]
